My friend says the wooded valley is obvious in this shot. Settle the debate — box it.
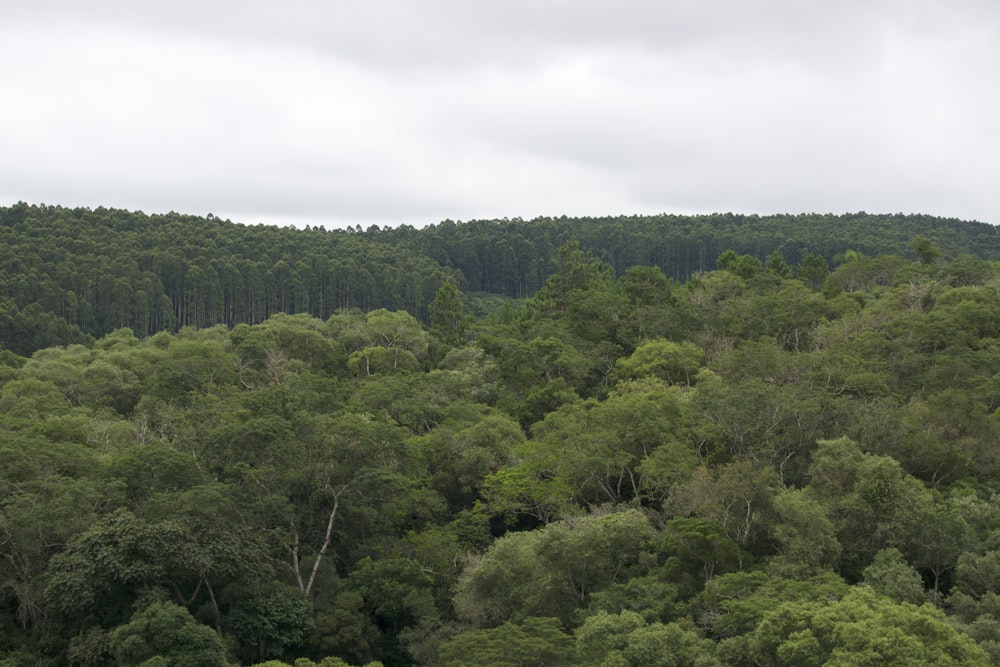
[2,205,1000,665]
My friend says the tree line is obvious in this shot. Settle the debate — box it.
[2,202,999,357]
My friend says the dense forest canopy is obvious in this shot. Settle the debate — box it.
[3,204,1000,665]
[1,202,998,356]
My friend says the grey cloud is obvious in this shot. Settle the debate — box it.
[2,1,999,228]
[8,1,887,68]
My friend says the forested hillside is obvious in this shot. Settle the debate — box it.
[3,233,1000,665]
[2,202,998,356]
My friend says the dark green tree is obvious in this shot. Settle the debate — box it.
[428,277,470,347]
[911,235,943,265]
[797,252,829,289]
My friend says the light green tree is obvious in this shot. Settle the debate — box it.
[454,510,657,627]
[770,488,841,577]
[576,610,721,667]
[613,339,705,386]
[862,548,925,605]
[748,587,989,666]
[106,601,226,667]
[438,617,574,667]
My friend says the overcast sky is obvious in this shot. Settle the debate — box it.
[2,1,998,229]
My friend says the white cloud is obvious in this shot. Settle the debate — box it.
[2,1,998,227]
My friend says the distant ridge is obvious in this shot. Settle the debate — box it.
[1,202,996,354]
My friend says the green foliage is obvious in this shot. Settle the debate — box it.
[454,510,657,627]
[748,587,989,666]
[770,489,841,577]
[6,214,1000,664]
[581,575,685,625]
[660,518,743,597]
[718,250,764,279]
[413,405,522,510]
[106,601,226,667]
[613,339,705,385]
[575,610,647,664]
[438,617,574,667]
[484,378,691,518]
[340,309,430,377]
[862,548,925,605]
[428,278,470,347]
[247,657,383,667]
[44,502,268,635]
[797,252,829,289]
[2,204,997,357]
[825,253,906,294]
[765,251,793,279]
[667,461,777,554]
[802,437,934,579]
[945,254,995,286]
[911,235,943,265]
[691,570,851,640]
[345,557,437,636]
[576,611,721,667]
[227,584,315,663]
